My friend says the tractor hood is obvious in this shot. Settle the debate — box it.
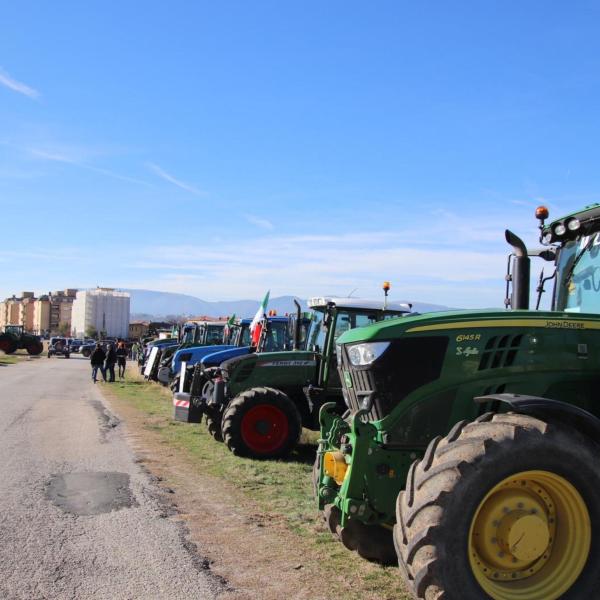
[200,346,250,367]
[335,308,600,346]
[172,343,236,373]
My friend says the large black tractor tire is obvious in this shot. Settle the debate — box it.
[25,340,43,355]
[395,413,600,600]
[221,387,302,459]
[205,408,224,442]
[0,335,17,355]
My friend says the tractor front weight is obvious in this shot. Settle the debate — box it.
[317,403,423,529]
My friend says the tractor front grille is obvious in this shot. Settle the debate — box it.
[340,336,449,421]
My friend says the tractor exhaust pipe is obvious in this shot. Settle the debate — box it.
[505,229,530,310]
[293,299,302,351]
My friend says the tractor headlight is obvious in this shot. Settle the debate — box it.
[554,223,566,236]
[347,341,390,366]
[567,218,581,232]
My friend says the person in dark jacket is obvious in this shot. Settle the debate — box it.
[90,343,106,383]
[116,342,127,379]
[104,343,117,382]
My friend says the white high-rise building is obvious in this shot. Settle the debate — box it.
[71,288,130,338]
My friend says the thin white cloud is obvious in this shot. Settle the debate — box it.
[0,68,39,99]
[245,214,274,230]
[147,162,204,196]
[126,227,509,308]
[30,147,151,186]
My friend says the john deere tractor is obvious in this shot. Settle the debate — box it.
[0,325,43,355]
[201,294,411,458]
[314,204,600,599]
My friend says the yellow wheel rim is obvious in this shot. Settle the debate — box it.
[468,470,590,600]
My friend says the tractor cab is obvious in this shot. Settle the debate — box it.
[4,325,24,336]
[224,319,251,346]
[305,296,412,405]
[537,203,600,313]
[180,320,226,346]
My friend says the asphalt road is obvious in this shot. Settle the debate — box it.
[0,355,221,600]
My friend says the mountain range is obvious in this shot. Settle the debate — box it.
[125,289,451,320]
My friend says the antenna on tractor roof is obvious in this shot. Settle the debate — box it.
[348,288,358,298]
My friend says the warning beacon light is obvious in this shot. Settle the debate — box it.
[383,281,391,309]
[535,205,549,223]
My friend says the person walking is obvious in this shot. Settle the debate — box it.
[116,341,127,379]
[105,343,117,383]
[90,343,106,383]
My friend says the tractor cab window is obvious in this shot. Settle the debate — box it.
[206,325,224,344]
[223,325,234,344]
[262,320,288,352]
[555,233,600,313]
[240,325,251,346]
[231,324,251,346]
[309,312,326,352]
[285,316,313,350]
[181,326,196,344]
[333,311,390,341]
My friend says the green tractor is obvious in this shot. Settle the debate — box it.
[201,293,411,458]
[315,205,600,599]
[0,325,43,355]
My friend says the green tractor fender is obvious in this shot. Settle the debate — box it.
[475,392,600,441]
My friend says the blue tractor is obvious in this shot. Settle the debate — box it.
[172,307,312,440]
[167,318,252,390]
[142,320,227,381]
[155,320,228,384]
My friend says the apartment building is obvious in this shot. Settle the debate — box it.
[0,292,36,331]
[0,289,78,335]
[71,288,130,338]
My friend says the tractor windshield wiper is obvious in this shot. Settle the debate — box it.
[563,240,592,288]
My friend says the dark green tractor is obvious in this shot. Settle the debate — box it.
[202,294,411,458]
[314,204,600,599]
[0,325,43,355]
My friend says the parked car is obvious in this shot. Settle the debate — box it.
[48,338,70,359]
[68,338,84,352]
[80,341,96,358]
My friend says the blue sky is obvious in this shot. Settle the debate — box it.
[2,1,600,307]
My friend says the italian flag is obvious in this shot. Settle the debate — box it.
[250,291,270,346]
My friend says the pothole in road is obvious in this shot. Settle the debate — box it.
[90,400,120,441]
[46,472,136,516]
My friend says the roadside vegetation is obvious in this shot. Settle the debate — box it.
[0,354,18,365]
[0,350,36,365]
[104,368,408,600]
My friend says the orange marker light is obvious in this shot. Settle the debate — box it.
[535,206,549,221]
[383,281,391,292]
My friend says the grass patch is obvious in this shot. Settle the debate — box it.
[105,369,409,600]
[0,354,18,365]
